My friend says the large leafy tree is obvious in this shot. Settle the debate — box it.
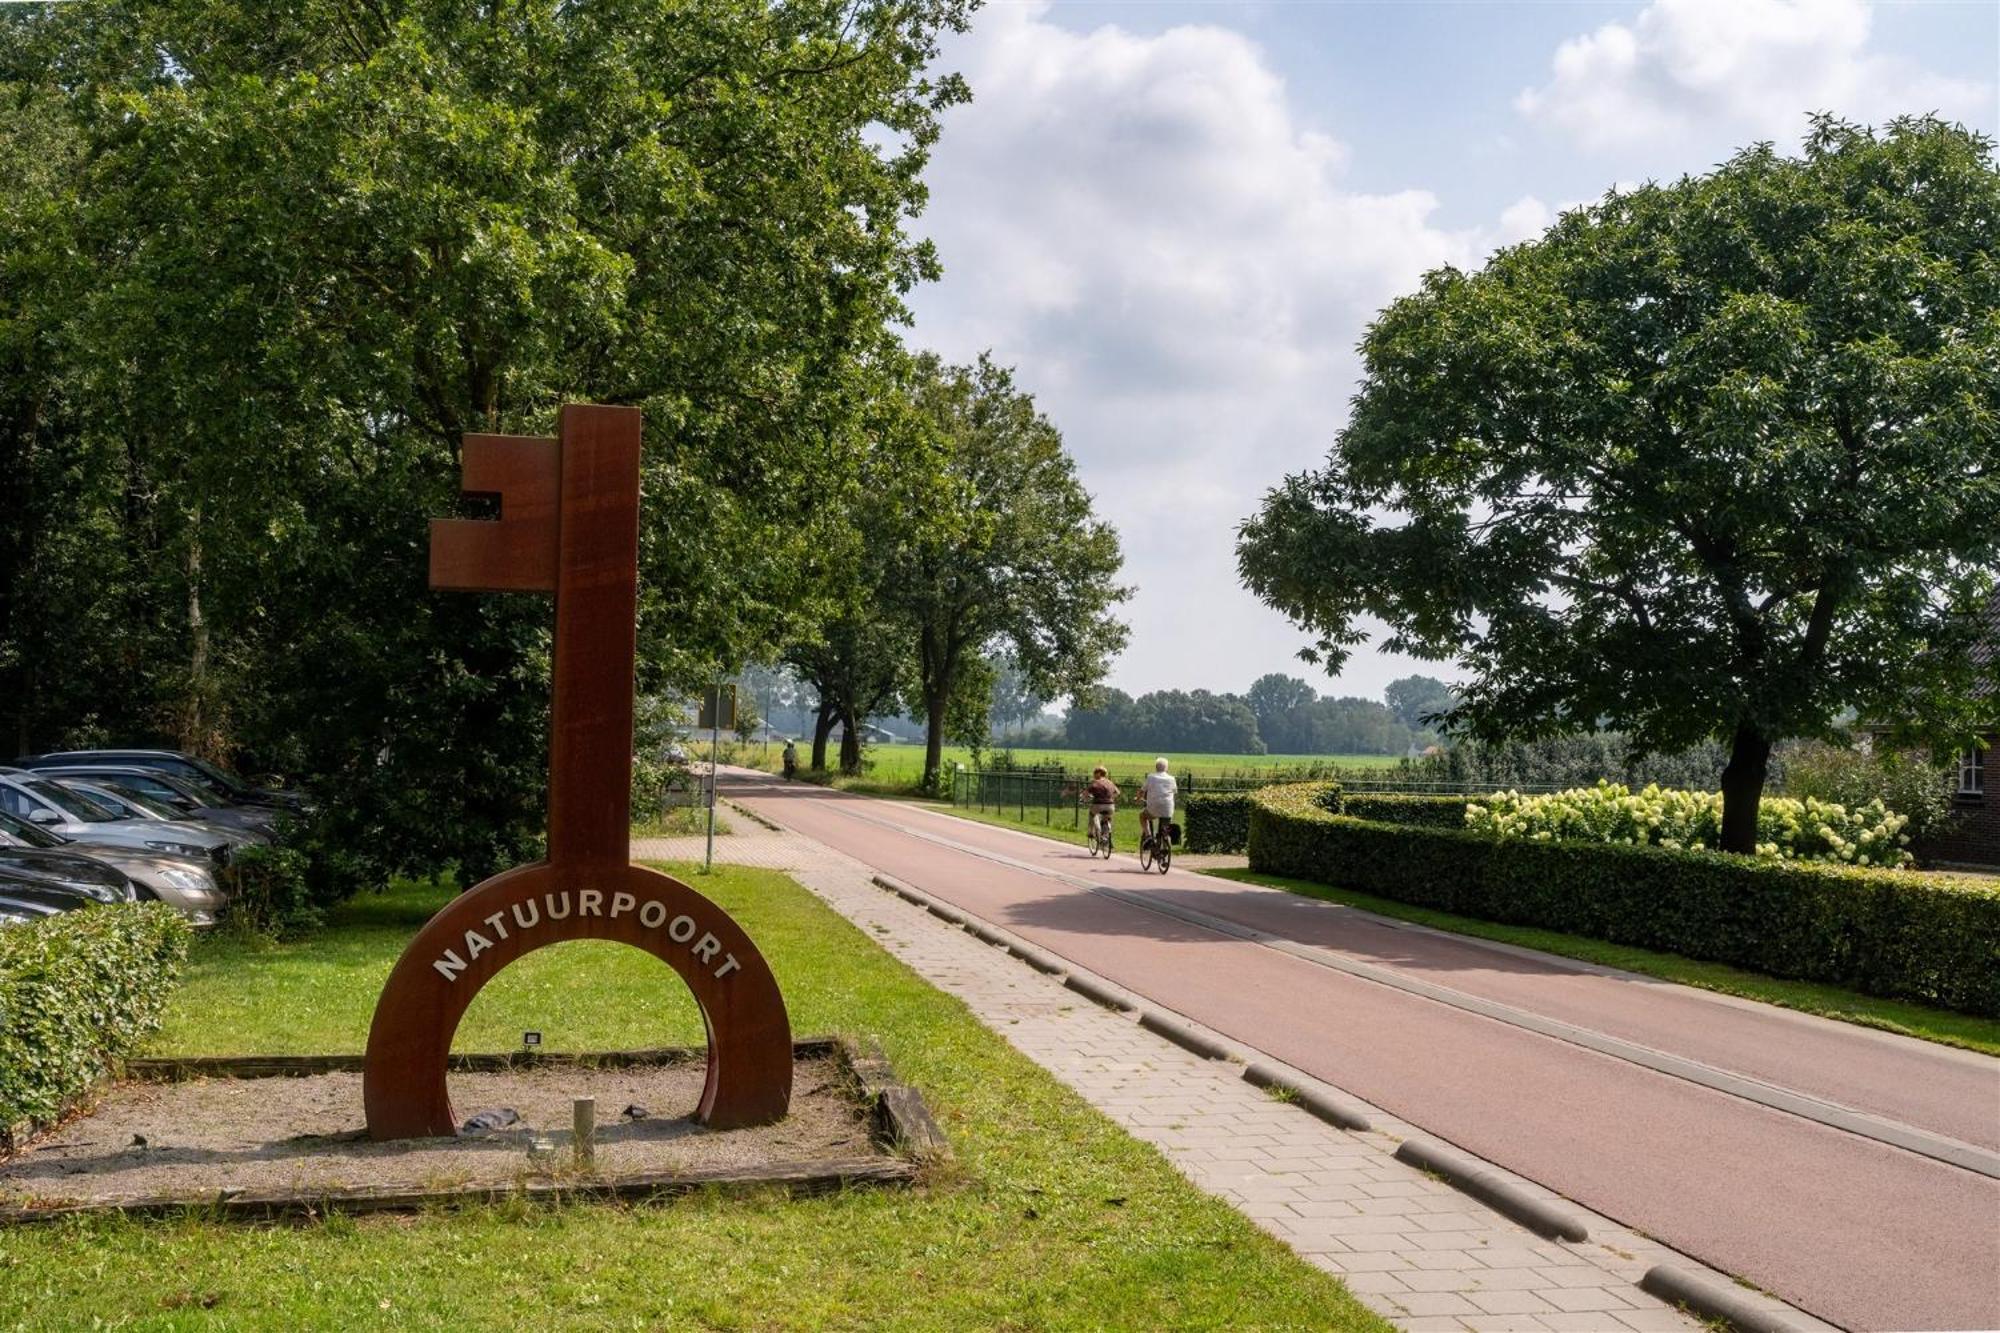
[884,354,1129,790]
[1246,673,1316,753]
[1240,117,1999,852]
[0,0,969,884]
[1383,675,1459,733]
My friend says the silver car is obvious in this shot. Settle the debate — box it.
[34,765,282,837]
[0,809,224,924]
[0,773,236,866]
[55,778,270,849]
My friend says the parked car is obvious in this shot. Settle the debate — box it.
[15,749,310,813]
[0,841,138,904]
[0,809,223,924]
[52,777,271,848]
[0,872,75,925]
[0,773,235,865]
[31,765,282,836]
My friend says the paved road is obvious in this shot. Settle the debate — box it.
[725,774,2000,1333]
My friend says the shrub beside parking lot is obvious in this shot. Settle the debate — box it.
[1248,783,2000,1016]
[220,842,320,935]
[0,904,190,1144]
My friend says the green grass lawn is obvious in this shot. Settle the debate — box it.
[1213,868,2000,1057]
[731,742,1390,795]
[0,867,1386,1331]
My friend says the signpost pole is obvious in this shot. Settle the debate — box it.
[706,672,721,873]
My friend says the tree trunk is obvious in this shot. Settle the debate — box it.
[923,689,947,793]
[810,698,835,772]
[1718,721,1772,855]
[181,519,208,754]
[838,707,861,775]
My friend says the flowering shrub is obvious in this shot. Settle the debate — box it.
[1466,782,1914,867]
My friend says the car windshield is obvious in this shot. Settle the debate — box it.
[181,755,252,796]
[162,770,231,803]
[103,779,197,812]
[25,779,116,821]
[71,783,174,820]
[0,808,67,848]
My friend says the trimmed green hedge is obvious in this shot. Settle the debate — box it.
[1341,793,1468,828]
[1184,794,1251,853]
[1187,781,1342,854]
[1248,783,2000,1016]
[0,904,190,1144]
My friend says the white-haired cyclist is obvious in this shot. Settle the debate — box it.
[1140,757,1177,849]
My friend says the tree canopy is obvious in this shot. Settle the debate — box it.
[880,354,1130,790]
[0,0,970,885]
[1239,117,2000,851]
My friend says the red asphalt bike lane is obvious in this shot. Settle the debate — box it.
[725,774,2000,1333]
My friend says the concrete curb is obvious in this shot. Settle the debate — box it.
[721,798,782,832]
[1137,1010,1236,1061]
[1006,942,1067,975]
[1062,971,1139,1013]
[871,874,930,909]
[962,918,1011,948]
[1641,1265,1828,1333]
[1394,1138,1590,1242]
[1241,1062,1373,1132]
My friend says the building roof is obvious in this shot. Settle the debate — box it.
[1974,588,2000,703]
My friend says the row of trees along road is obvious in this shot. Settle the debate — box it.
[784,354,1129,791]
[0,0,978,892]
[1239,117,1999,854]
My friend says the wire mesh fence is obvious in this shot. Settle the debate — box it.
[946,764,1574,825]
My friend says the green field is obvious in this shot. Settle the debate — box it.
[0,868,1384,1331]
[734,742,1391,791]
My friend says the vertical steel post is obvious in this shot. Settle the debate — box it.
[705,673,720,873]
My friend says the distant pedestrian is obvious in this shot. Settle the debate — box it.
[782,739,798,779]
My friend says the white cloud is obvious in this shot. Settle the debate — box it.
[1516,0,1992,153]
[906,4,1485,698]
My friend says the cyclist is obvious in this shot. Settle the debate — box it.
[1140,757,1177,851]
[1083,766,1119,849]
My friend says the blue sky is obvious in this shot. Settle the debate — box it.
[899,0,1999,703]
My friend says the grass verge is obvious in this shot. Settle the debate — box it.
[0,867,1385,1331]
[926,801,1157,854]
[1211,868,2000,1057]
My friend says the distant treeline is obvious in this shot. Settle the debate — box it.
[1050,673,1458,756]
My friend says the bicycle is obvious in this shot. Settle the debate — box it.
[1085,804,1114,858]
[1137,813,1174,874]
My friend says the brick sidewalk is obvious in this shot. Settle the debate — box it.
[638,813,1720,1332]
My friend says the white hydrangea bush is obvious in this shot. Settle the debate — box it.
[1464,782,1914,868]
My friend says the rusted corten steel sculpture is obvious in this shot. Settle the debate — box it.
[362,404,793,1141]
